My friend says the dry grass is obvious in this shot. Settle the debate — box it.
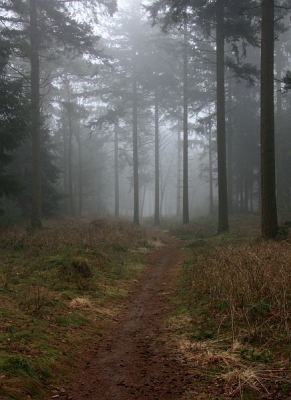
[188,239,291,341]
[0,219,148,253]
[69,297,92,309]
[175,234,291,398]
[168,214,261,239]
[174,335,290,398]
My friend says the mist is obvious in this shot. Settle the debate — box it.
[1,0,291,230]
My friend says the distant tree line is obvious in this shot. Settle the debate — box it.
[0,0,291,238]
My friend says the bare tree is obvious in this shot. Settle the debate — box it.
[132,47,139,226]
[114,124,120,219]
[183,16,189,224]
[260,0,278,238]
[216,0,228,232]
[30,0,42,229]
[153,87,160,225]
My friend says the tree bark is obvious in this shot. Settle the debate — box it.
[183,17,189,224]
[77,120,82,217]
[260,0,278,238]
[153,87,160,226]
[244,170,249,213]
[275,49,284,207]
[62,109,68,198]
[160,166,170,218]
[66,82,75,217]
[132,48,139,226]
[208,119,214,215]
[176,130,182,217]
[114,124,119,219]
[216,0,229,232]
[30,0,42,229]
[227,81,233,214]
[140,185,146,220]
[240,161,244,213]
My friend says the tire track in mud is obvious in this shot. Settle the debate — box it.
[64,236,194,400]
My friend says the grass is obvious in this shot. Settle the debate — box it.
[167,215,291,399]
[0,219,154,399]
[2,215,291,399]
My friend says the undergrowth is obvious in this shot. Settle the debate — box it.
[0,219,152,399]
[169,217,291,399]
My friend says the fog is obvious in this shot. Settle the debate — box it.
[1,0,291,228]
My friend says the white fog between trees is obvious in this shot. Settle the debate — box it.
[0,0,290,237]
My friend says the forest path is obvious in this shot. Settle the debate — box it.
[63,233,195,400]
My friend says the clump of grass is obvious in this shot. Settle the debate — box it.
[0,355,37,378]
[19,284,52,313]
[187,240,291,341]
[175,336,290,398]
[59,257,93,286]
[69,297,92,309]
[177,235,291,397]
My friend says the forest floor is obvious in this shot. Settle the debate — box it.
[60,233,198,400]
[54,220,291,400]
[1,217,291,399]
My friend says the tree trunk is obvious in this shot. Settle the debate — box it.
[76,121,82,217]
[140,185,146,220]
[30,0,42,229]
[275,50,284,207]
[183,17,189,224]
[216,0,229,232]
[66,82,75,217]
[160,162,171,218]
[235,179,239,213]
[114,124,119,219]
[244,171,249,213]
[62,109,68,197]
[132,49,139,226]
[227,81,233,214]
[240,162,244,213]
[176,130,182,217]
[208,119,214,215]
[153,87,160,226]
[260,0,278,238]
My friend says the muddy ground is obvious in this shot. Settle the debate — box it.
[61,235,198,400]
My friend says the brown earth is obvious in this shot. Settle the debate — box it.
[60,234,197,400]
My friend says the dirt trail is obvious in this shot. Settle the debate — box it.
[63,235,195,400]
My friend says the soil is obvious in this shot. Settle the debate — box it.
[61,234,196,400]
